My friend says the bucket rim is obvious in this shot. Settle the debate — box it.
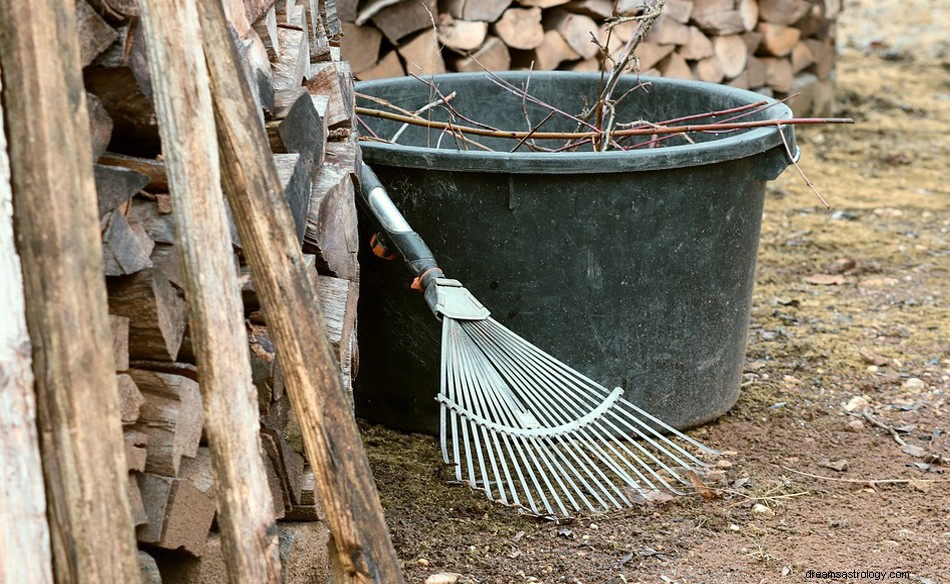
[356,71,797,175]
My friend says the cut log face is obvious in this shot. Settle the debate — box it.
[664,0,694,24]
[108,263,188,361]
[438,14,489,51]
[130,370,203,477]
[444,0,512,22]
[546,9,600,59]
[658,52,694,79]
[77,0,119,67]
[678,25,714,60]
[371,0,437,44]
[454,36,510,72]
[397,28,447,75]
[341,21,383,73]
[757,22,802,57]
[648,13,692,45]
[101,210,155,277]
[758,0,811,25]
[355,49,405,80]
[493,7,544,50]
[95,163,151,219]
[713,34,749,78]
[517,28,581,70]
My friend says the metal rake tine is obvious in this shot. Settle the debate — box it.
[619,398,719,456]
[604,406,707,470]
[551,433,626,510]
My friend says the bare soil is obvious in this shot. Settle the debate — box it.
[362,1,950,582]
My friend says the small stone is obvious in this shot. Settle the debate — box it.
[902,377,925,391]
[752,503,774,515]
[716,460,733,468]
[858,347,888,366]
[425,572,462,584]
[843,395,870,412]
[821,459,849,472]
[846,419,865,432]
[729,524,742,531]
[417,558,430,567]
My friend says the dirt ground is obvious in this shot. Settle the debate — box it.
[361,1,950,582]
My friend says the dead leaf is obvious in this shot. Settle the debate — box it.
[902,444,927,458]
[686,470,721,500]
[643,490,674,503]
[821,459,849,472]
[806,273,846,285]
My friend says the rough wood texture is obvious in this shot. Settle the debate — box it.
[713,34,748,78]
[197,0,404,580]
[354,49,405,80]
[494,7,544,50]
[370,0,436,44]
[516,28,580,69]
[445,0,511,22]
[304,160,358,280]
[108,265,188,361]
[139,0,283,577]
[0,63,55,584]
[437,14,488,51]
[546,9,599,59]
[454,35,510,72]
[0,0,141,580]
[274,88,329,175]
[275,153,313,242]
[77,0,119,67]
[117,373,144,424]
[95,164,151,219]
[131,369,203,476]
[398,28,447,75]
[340,21,383,73]
[101,209,156,276]
[757,21,801,57]
[307,61,353,128]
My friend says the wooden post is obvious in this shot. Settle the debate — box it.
[0,63,55,584]
[0,0,141,581]
[196,0,405,582]
[137,0,283,581]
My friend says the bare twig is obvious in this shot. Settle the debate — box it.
[778,123,831,209]
[780,466,950,485]
[862,410,908,447]
[391,91,457,143]
[512,111,556,153]
[356,107,854,141]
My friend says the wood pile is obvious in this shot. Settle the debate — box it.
[340,0,839,115]
[76,0,360,579]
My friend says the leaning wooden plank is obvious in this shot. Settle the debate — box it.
[197,1,405,581]
[0,0,141,580]
[0,62,55,584]
[139,0,283,579]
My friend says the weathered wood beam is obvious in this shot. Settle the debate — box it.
[196,0,405,581]
[0,0,141,580]
[139,0,283,580]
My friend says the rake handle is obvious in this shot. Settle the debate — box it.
[359,164,444,287]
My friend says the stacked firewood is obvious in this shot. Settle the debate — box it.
[78,0,357,579]
[339,0,838,115]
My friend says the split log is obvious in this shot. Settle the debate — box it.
[101,210,156,276]
[398,28,447,75]
[0,0,141,579]
[127,473,149,527]
[745,55,767,88]
[690,0,745,35]
[77,0,119,67]
[316,275,359,365]
[236,30,277,115]
[131,369,203,477]
[272,25,311,94]
[108,264,188,361]
[95,163,150,219]
[306,0,333,63]
[756,22,801,57]
[741,30,764,53]
[790,39,815,73]
[713,34,748,79]
[738,0,759,31]
[274,153,312,243]
[87,93,115,160]
[444,0,511,22]
[515,28,580,70]
[124,430,150,473]
[84,20,161,156]
[454,36,511,72]
[494,7,544,50]
[356,49,406,80]
[657,52,693,79]
[758,0,811,26]
[520,0,569,7]
[677,25,714,60]
[117,373,145,424]
[663,0,694,23]
[633,41,676,71]
[546,9,599,59]
[647,13,691,45]
[111,314,131,371]
[197,0,405,578]
[692,55,725,83]
[341,21,383,73]
[307,61,354,128]
[437,14,489,52]
[759,56,793,92]
[0,64,55,584]
[304,161,358,280]
[136,460,217,556]
[99,153,169,193]
[270,89,329,176]
[806,36,836,78]
[255,5,281,60]
[371,0,437,44]
[565,0,614,19]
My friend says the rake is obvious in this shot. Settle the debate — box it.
[359,164,719,517]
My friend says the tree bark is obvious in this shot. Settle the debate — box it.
[138,0,283,581]
[0,62,55,584]
[0,0,141,581]
[196,0,405,581]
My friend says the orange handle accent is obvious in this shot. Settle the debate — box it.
[370,233,397,261]
[411,267,442,291]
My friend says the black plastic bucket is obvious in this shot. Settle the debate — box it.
[354,72,796,434]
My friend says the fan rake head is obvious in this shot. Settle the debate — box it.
[438,316,719,517]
